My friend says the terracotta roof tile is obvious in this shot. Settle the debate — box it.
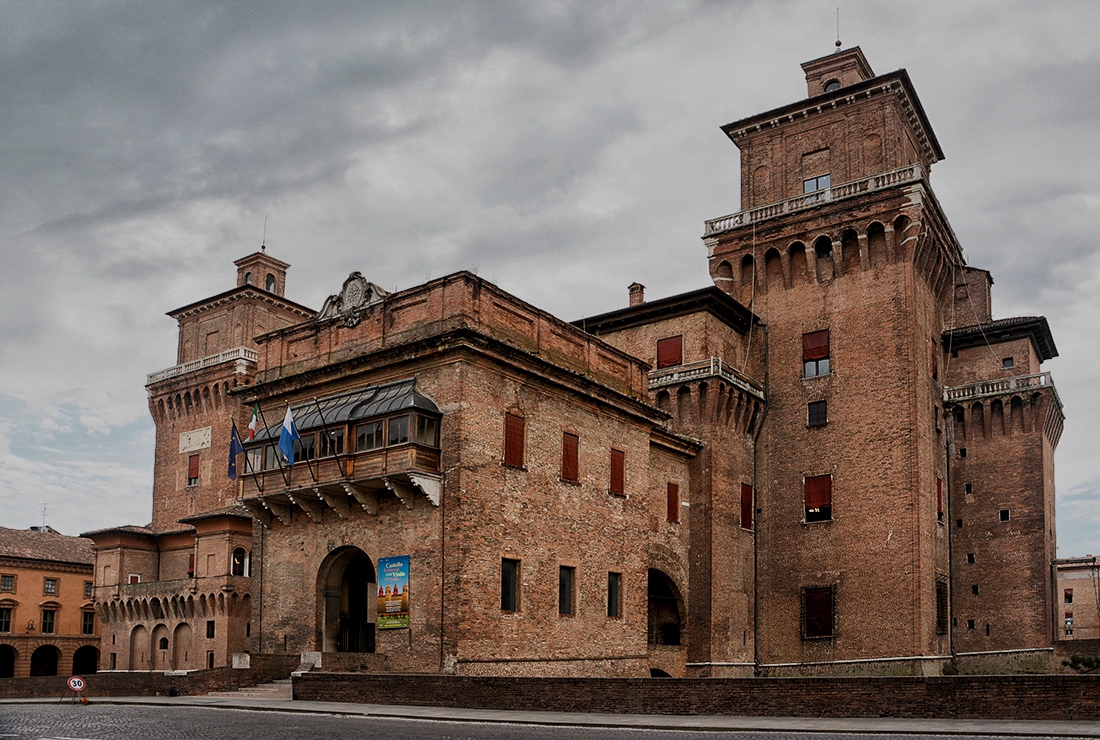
[0,526,94,566]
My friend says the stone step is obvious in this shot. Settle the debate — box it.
[207,679,293,700]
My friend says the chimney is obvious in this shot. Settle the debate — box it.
[628,282,645,307]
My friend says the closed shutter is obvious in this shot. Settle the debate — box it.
[740,483,754,530]
[561,432,579,482]
[656,336,683,369]
[805,475,832,509]
[804,587,833,637]
[666,483,680,522]
[610,449,625,495]
[188,454,200,481]
[803,330,830,360]
[504,413,525,467]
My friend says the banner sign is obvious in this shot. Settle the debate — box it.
[377,555,410,629]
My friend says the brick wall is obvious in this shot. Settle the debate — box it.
[293,672,1100,720]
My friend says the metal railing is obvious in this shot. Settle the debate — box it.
[943,372,1058,405]
[649,357,765,401]
[147,346,258,384]
[704,164,924,236]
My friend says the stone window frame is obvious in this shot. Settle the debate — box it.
[0,574,14,593]
[43,578,58,596]
[807,400,828,428]
[40,608,57,635]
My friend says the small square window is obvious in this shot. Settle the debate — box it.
[44,578,58,596]
[967,553,975,564]
[803,173,831,195]
[84,581,94,599]
[1065,589,1074,604]
[559,566,575,616]
[967,619,975,630]
[1002,357,1015,369]
[971,584,979,595]
[965,483,972,494]
[1000,509,1010,522]
[656,336,684,369]
[128,574,140,585]
[956,519,963,528]
[808,400,828,428]
[0,575,13,592]
[959,447,967,458]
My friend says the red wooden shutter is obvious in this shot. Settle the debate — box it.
[188,554,195,577]
[188,454,200,479]
[937,478,944,515]
[802,330,830,361]
[656,336,683,369]
[805,475,832,509]
[741,483,754,530]
[504,413,525,467]
[561,432,579,482]
[666,483,680,522]
[610,449,625,495]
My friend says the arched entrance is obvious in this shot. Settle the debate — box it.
[30,645,59,676]
[647,568,686,677]
[0,645,16,678]
[72,645,99,675]
[319,547,376,653]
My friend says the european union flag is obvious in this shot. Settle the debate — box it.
[228,421,245,480]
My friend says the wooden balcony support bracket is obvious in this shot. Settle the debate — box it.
[316,486,350,519]
[288,492,325,524]
[385,477,415,510]
[239,498,274,529]
[408,473,442,506]
[343,483,378,515]
[265,499,294,527]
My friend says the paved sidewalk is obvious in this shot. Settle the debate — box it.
[3,693,1100,736]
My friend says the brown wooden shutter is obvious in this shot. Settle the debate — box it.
[741,483,754,530]
[805,475,832,509]
[504,413,525,467]
[610,449,625,494]
[188,454,200,479]
[561,432,579,482]
[666,483,680,522]
[804,587,833,637]
[802,330,830,361]
[188,554,195,577]
[656,336,683,369]
[937,478,944,516]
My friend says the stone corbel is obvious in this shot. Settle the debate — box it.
[265,500,294,527]
[239,498,274,529]
[343,483,378,515]
[316,487,349,519]
[287,492,324,524]
[407,473,441,506]
[385,478,415,510]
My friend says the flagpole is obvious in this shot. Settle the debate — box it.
[257,403,291,488]
[312,396,348,478]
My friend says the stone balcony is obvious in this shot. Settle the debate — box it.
[943,371,1061,408]
[649,357,765,402]
[146,346,258,385]
[102,574,251,602]
[703,164,924,237]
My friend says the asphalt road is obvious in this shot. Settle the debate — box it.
[2,705,1100,740]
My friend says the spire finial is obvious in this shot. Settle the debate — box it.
[835,7,842,51]
[261,214,268,252]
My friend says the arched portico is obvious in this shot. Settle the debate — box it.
[647,568,686,677]
[318,547,377,653]
[30,644,59,676]
[0,644,16,678]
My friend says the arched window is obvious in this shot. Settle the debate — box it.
[265,273,276,291]
[158,637,169,650]
[244,271,253,285]
[232,548,247,577]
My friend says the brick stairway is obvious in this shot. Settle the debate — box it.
[207,678,293,700]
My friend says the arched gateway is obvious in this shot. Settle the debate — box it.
[319,547,377,653]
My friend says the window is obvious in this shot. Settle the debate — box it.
[206,620,215,639]
[207,651,215,669]
[0,607,10,633]
[666,483,680,523]
[656,336,683,369]
[609,449,625,495]
[84,581,93,599]
[504,413,525,467]
[607,572,622,618]
[129,574,140,585]
[956,518,963,528]
[971,584,979,595]
[388,415,409,446]
[265,273,276,291]
[188,554,195,578]
[1066,612,1074,635]
[1065,589,1074,604]
[937,478,944,523]
[932,340,939,380]
[187,454,200,486]
[1,575,13,592]
[43,578,58,596]
[1000,509,1011,522]
[294,433,316,462]
[319,429,344,457]
[803,586,834,638]
[559,566,575,616]
[935,581,948,635]
[415,416,439,446]
[356,421,384,451]
[959,447,967,458]
[965,483,972,494]
[82,611,95,635]
[803,330,830,378]
[41,609,56,634]
[804,475,832,522]
[1002,357,1015,369]
[561,432,579,482]
[967,553,975,564]
[740,483,754,530]
[501,559,520,612]
[803,173,831,194]
[967,619,975,630]
[244,271,253,285]
[808,400,828,428]
[232,548,247,577]
[159,637,169,650]
[824,79,841,92]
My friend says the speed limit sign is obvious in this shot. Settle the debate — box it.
[67,676,85,692]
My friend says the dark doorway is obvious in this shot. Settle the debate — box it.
[30,645,59,676]
[0,645,15,678]
[321,547,376,653]
[72,645,99,675]
[647,569,684,646]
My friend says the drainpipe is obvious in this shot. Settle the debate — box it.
[752,323,769,677]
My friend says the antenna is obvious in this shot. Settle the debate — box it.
[835,7,842,51]
[41,503,47,527]
[261,215,268,252]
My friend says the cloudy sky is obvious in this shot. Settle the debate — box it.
[1,1,1097,556]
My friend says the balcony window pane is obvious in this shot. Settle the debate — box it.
[356,421,383,451]
[388,415,409,446]
[416,416,439,446]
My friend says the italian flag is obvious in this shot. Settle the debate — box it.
[247,404,259,441]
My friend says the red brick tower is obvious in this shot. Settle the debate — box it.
[705,47,961,673]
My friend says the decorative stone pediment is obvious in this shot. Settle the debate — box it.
[316,272,389,327]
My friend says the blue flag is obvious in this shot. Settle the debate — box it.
[228,421,245,480]
[278,405,299,467]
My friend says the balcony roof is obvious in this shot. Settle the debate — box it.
[944,316,1058,362]
[251,378,440,442]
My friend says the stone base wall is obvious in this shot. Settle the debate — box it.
[0,653,297,699]
[293,672,1100,720]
